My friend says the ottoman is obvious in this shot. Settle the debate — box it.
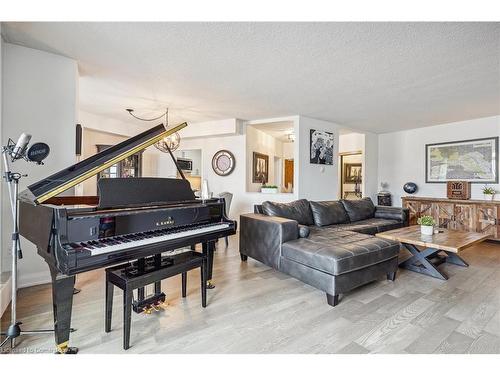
[280,230,400,306]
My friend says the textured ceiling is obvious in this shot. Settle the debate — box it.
[2,22,499,133]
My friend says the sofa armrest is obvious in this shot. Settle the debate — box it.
[374,206,409,226]
[239,213,299,269]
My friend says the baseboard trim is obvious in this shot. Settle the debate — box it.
[19,271,51,289]
[0,274,12,318]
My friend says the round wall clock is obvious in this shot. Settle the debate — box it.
[212,150,235,176]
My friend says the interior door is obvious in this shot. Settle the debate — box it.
[284,159,294,191]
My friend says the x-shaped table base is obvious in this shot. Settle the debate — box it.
[400,243,469,280]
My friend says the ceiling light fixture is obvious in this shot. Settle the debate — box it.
[126,108,181,152]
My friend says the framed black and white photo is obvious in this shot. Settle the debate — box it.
[426,137,499,183]
[310,129,334,165]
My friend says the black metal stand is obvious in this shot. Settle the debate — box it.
[0,150,60,352]
[400,243,469,280]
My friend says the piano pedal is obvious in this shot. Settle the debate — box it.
[132,292,166,314]
[55,341,79,354]
[206,280,215,289]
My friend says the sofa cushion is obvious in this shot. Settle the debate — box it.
[281,230,399,276]
[318,218,401,235]
[309,200,350,226]
[340,197,376,222]
[262,199,314,226]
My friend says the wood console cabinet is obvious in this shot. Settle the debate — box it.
[402,196,500,241]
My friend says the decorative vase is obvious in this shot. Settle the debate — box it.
[420,225,434,236]
[484,193,495,201]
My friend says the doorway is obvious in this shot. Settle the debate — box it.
[284,159,294,192]
[339,151,363,199]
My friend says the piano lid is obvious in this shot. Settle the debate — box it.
[21,122,187,205]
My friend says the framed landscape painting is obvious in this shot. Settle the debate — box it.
[426,137,498,183]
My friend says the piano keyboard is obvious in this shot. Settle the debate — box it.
[69,222,231,256]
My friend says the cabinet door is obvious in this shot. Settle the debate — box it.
[476,205,499,238]
[433,202,454,229]
[404,201,420,225]
[454,204,476,232]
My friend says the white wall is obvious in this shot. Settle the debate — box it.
[2,43,78,288]
[339,132,364,153]
[378,115,500,207]
[297,116,340,200]
[0,24,8,317]
[246,126,283,192]
[363,131,379,202]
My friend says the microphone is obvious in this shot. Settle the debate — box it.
[11,133,32,161]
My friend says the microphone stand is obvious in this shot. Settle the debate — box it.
[0,146,56,352]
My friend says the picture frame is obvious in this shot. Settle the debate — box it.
[252,152,269,183]
[310,129,334,165]
[425,137,499,183]
[344,163,362,183]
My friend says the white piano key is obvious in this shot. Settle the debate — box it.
[88,223,230,256]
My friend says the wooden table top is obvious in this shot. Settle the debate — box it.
[375,226,490,253]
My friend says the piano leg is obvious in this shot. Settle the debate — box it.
[202,241,216,289]
[105,275,114,333]
[49,266,78,354]
[137,258,145,302]
[154,254,162,296]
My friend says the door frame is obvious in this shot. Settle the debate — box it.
[338,150,363,199]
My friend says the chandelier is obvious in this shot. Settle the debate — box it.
[154,132,181,152]
[126,107,181,152]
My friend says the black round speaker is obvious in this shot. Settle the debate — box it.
[27,142,50,164]
[403,182,418,194]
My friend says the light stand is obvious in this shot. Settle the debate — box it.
[0,142,55,352]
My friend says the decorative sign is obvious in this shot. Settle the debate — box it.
[212,150,235,176]
[447,181,471,200]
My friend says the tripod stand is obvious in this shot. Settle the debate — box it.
[0,148,54,352]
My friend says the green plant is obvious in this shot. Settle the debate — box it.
[483,185,496,195]
[262,185,278,189]
[417,215,435,226]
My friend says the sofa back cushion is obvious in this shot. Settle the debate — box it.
[340,197,376,222]
[261,199,314,226]
[309,200,350,226]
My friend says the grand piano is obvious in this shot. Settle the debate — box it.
[18,123,236,353]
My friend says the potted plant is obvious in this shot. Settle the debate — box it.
[483,185,496,200]
[261,184,279,194]
[417,215,435,235]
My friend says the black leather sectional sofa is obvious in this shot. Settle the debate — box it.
[239,198,409,306]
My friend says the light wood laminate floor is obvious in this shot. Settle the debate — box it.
[2,234,500,354]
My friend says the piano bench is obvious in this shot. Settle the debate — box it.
[104,251,208,350]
